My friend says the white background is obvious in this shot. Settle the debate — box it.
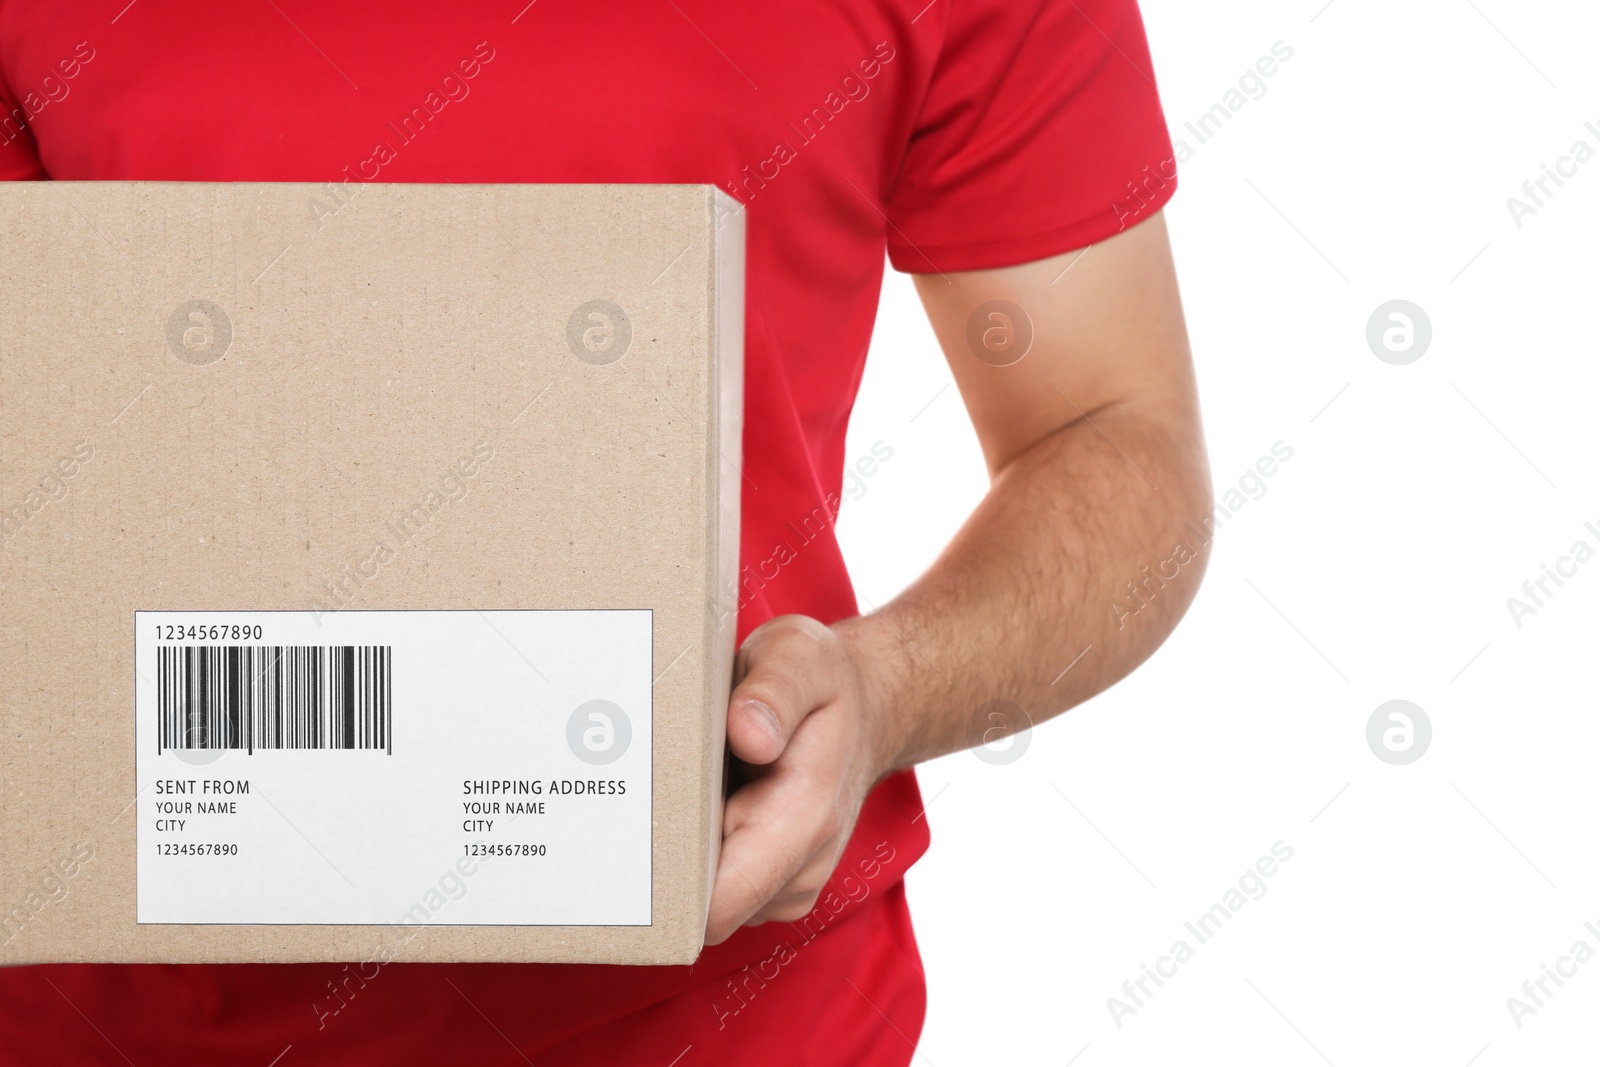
[837,2,1600,1063]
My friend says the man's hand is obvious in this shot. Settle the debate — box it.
[704,615,903,945]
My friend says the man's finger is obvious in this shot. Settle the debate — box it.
[727,616,844,765]
[744,833,847,926]
[704,780,816,944]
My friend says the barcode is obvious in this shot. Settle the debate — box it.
[157,645,392,754]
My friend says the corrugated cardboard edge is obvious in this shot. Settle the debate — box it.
[697,189,745,941]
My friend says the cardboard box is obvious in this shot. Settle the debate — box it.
[0,181,744,965]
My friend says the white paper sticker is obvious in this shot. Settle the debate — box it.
[134,610,652,927]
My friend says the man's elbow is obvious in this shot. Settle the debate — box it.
[1106,434,1214,665]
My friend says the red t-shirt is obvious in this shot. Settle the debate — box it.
[0,2,1174,1062]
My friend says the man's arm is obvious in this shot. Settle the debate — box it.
[706,211,1211,942]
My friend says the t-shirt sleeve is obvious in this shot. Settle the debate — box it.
[886,0,1175,273]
